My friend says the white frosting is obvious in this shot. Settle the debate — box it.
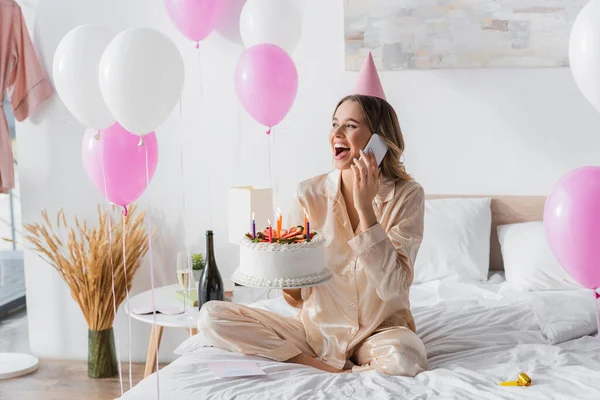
[231,268,332,289]
[236,235,326,282]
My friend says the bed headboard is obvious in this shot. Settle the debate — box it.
[424,195,546,271]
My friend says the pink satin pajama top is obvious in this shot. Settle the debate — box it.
[1,1,53,193]
[284,169,425,369]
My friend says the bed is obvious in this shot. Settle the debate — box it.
[118,195,600,399]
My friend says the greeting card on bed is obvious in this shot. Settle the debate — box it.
[207,361,267,378]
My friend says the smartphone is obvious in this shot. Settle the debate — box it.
[363,133,389,166]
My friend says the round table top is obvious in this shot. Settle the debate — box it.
[124,284,272,328]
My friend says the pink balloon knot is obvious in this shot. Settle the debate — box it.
[122,206,128,217]
[266,128,271,135]
[195,42,199,49]
[595,291,600,300]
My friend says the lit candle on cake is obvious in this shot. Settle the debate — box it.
[304,208,310,239]
[252,212,256,238]
[303,207,308,233]
[277,207,282,238]
[268,219,273,243]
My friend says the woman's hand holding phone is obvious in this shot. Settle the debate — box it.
[351,149,379,231]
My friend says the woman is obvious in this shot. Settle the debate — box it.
[198,94,428,375]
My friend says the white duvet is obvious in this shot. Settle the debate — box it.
[119,276,600,399]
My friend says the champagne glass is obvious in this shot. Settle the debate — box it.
[176,251,193,320]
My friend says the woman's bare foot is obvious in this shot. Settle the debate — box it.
[343,359,356,371]
[287,354,343,373]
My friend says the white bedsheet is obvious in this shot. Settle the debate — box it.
[119,276,600,399]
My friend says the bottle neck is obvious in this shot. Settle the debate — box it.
[206,234,216,266]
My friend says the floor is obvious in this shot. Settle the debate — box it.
[0,308,149,400]
[0,358,147,400]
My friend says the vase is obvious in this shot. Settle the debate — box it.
[193,269,202,283]
[88,328,118,379]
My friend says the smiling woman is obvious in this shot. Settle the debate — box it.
[197,60,428,376]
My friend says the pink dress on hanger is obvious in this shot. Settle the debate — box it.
[0,0,53,193]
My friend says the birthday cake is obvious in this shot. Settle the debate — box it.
[231,225,331,288]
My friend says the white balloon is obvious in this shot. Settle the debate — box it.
[53,25,116,130]
[569,0,600,114]
[240,0,302,54]
[99,28,185,135]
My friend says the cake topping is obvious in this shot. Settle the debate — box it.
[246,225,317,244]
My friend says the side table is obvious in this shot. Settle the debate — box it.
[125,284,273,377]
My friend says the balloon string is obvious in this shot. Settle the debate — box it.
[145,144,160,399]
[197,51,212,229]
[99,136,123,395]
[204,157,213,229]
[273,132,279,212]
[107,212,123,394]
[180,100,188,253]
[121,215,133,389]
[197,47,203,101]
[268,133,272,189]
[235,103,242,182]
[179,98,193,338]
[595,290,600,347]
[277,124,288,207]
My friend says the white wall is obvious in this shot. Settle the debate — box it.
[17,0,600,362]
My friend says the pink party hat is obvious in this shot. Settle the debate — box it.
[354,52,386,100]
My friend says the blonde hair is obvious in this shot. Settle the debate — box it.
[334,95,412,183]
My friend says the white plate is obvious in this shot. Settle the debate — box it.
[0,353,40,380]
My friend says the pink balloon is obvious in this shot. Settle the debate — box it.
[234,44,298,133]
[82,123,159,212]
[544,166,600,290]
[164,0,226,45]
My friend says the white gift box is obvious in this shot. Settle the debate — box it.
[228,187,273,244]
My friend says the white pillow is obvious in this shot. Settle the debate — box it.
[497,221,577,291]
[414,198,492,283]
